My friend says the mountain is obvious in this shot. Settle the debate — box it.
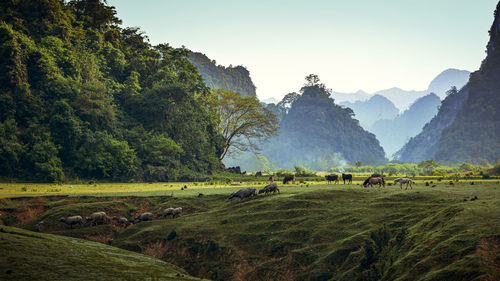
[330,69,469,110]
[428,69,471,99]
[394,86,469,163]
[188,52,257,97]
[330,90,371,103]
[340,95,399,128]
[369,93,441,157]
[261,80,387,169]
[433,2,500,163]
[373,88,427,111]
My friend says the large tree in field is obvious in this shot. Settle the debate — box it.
[215,89,278,162]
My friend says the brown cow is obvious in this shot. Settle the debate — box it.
[283,174,296,184]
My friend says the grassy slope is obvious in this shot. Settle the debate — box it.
[1,182,500,280]
[0,226,204,281]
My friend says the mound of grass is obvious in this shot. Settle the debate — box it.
[0,226,204,281]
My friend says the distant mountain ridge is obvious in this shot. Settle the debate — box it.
[369,93,442,157]
[394,85,469,162]
[189,52,257,97]
[330,69,470,110]
[340,95,399,127]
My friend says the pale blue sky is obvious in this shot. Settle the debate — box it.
[109,0,498,100]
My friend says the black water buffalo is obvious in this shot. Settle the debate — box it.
[258,183,280,195]
[342,173,353,184]
[325,174,339,184]
[229,187,257,200]
[283,174,296,184]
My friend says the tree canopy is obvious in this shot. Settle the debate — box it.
[215,89,278,161]
[0,0,224,182]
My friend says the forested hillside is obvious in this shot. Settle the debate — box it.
[0,0,224,182]
[394,86,469,163]
[340,94,399,127]
[261,76,386,168]
[188,52,256,97]
[434,3,500,163]
[369,93,441,157]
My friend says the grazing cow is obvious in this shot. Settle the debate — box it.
[258,183,280,195]
[371,173,383,178]
[394,178,413,190]
[229,187,257,200]
[325,174,339,184]
[342,173,353,184]
[283,174,296,184]
[135,212,153,223]
[86,211,109,226]
[60,216,83,229]
[112,216,130,226]
[363,177,385,188]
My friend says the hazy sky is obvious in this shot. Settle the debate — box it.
[109,0,498,100]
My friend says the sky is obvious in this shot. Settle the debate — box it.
[109,0,498,100]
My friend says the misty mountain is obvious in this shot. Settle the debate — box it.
[329,69,469,110]
[428,69,470,99]
[369,93,441,157]
[373,88,427,111]
[189,52,256,97]
[260,81,387,169]
[331,90,371,103]
[340,95,399,128]
[433,2,500,163]
[394,85,469,163]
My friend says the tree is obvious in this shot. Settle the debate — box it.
[418,159,439,175]
[355,161,363,167]
[214,89,278,162]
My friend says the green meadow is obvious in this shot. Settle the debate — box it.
[1,180,499,280]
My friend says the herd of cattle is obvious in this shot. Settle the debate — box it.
[228,173,415,200]
[56,207,183,229]
[55,174,415,229]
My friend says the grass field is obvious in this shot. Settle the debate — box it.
[1,180,499,280]
[0,225,205,281]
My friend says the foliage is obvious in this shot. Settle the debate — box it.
[294,165,316,177]
[0,0,224,182]
[214,89,278,161]
[188,52,256,97]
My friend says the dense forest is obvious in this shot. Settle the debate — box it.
[261,76,387,168]
[0,0,225,182]
[394,86,470,163]
[188,52,256,97]
[434,2,500,163]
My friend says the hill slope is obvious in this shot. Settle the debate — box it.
[434,2,500,163]
[369,93,441,157]
[340,94,399,128]
[189,52,257,97]
[2,183,499,281]
[428,68,471,99]
[0,226,202,281]
[394,85,469,162]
